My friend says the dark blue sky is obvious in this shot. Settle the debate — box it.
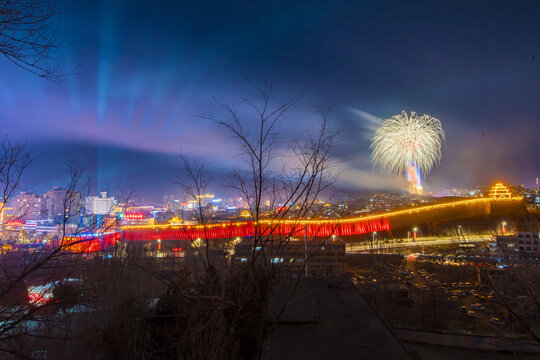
[1,0,539,199]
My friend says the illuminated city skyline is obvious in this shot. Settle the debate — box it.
[1,0,539,198]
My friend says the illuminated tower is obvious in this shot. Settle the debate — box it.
[488,183,512,199]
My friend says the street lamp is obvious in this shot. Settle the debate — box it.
[502,221,507,235]
[413,227,418,240]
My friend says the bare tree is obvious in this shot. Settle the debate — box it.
[176,155,213,269]
[39,80,341,360]
[0,162,132,358]
[482,215,540,343]
[200,80,337,269]
[0,0,60,81]
[162,79,340,358]
[0,138,32,224]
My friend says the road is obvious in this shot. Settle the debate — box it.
[346,236,490,253]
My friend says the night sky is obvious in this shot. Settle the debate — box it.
[1,0,539,200]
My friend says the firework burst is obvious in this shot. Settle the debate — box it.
[370,111,444,193]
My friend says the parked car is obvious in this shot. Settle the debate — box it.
[472,303,486,311]
[467,311,475,318]
[490,317,504,326]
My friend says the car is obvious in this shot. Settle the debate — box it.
[461,306,467,313]
[490,317,504,326]
[467,311,475,318]
[472,304,485,311]
[465,282,471,288]
[448,296,459,301]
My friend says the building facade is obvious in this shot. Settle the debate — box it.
[233,240,346,277]
[491,232,540,259]
[11,192,46,221]
[85,191,116,215]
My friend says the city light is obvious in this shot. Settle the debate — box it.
[1,2,538,357]
[121,196,522,231]
[118,194,523,243]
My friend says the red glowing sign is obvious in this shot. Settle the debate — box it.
[6,220,23,226]
[28,292,49,305]
[172,247,183,252]
[125,213,144,220]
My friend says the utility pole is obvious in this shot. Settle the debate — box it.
[304,224,308,277]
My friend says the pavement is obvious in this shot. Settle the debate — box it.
[262,277,411,360]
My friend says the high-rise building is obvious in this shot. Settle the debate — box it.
[44,187,67,219]
[85,191,116,215]
[11,192,46,221]
[43,187,81,222]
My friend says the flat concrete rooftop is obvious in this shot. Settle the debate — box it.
[263,277,410,360]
